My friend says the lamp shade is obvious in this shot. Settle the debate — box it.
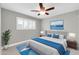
[67,33,76,41]
[68,33,76,38]
[40,31,44,34]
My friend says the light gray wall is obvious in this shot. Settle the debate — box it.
[42,10,79,49]
[1,8,41,45]
[0,6,1,54]
[78,11,79,49]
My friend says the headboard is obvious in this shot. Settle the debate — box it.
[46,30,68,39]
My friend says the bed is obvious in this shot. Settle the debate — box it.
[26,30,79,55]
[27,36,79,55]
[16,31,79,55]
[29,36,68,55]
[27,31,67,55]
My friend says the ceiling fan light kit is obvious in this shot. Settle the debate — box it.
[31,3,55,16]
[40,11,45,15]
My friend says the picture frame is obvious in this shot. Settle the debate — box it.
[50,19,64,30]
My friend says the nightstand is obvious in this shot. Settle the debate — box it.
[67,40,77,49]
[36,34,45,37]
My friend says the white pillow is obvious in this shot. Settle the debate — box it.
[59,35,64,40]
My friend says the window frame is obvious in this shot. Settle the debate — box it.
[16,17,36,30]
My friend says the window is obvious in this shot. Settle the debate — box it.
[16,17,36,30]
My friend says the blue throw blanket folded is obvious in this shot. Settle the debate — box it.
[32,37,69,55]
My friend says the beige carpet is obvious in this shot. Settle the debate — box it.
[2,46,19,55]
[68,48,79,55]
[2,46,79,55]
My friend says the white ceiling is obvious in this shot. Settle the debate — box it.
[0,3,79,19]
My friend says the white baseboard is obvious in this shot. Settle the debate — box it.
[8,40,27,47]
[1,40,28,49]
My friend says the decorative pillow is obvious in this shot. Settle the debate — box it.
[47,34,52,37]
[53,33,59,38]
[59,35,64,40]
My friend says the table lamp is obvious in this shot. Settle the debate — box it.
[67,33,76,41]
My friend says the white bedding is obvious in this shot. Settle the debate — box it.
[28,36,67,55]
[27,37,79,55]
[29,40,59,55]
[40,36,67,51]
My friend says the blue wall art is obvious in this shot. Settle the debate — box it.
[50,19,64,30]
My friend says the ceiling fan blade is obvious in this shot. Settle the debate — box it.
[39,3,43,9]
[45,13,49,15]
[31,10,39,12]
[46,7,55,11]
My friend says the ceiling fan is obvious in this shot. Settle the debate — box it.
[31,3,55,16]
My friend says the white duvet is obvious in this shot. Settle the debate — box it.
[27,36,79,55]
[27,36,67,55]
[40,36,67,51]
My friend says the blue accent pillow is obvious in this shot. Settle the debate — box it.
[53,34,59,38]
[47,34,52,37]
